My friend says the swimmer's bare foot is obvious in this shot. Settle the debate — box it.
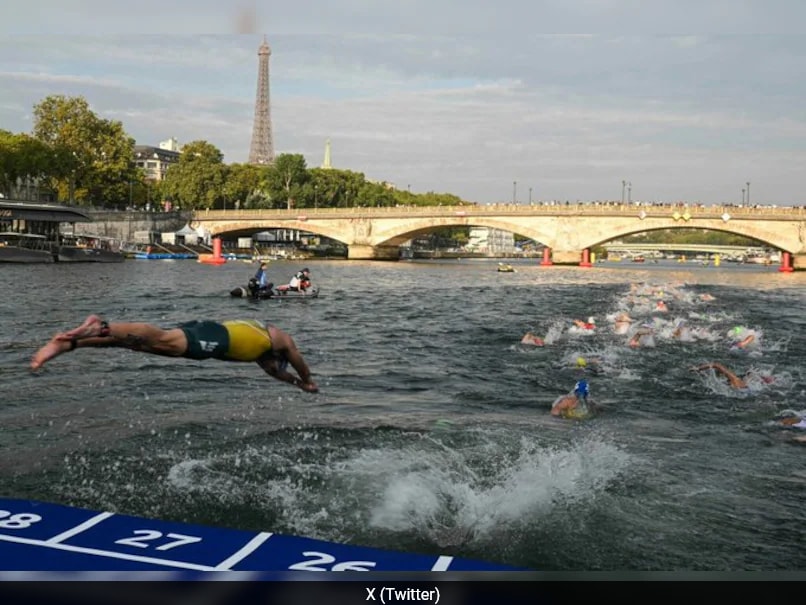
[55,314,106,341]
[30,336,73,370]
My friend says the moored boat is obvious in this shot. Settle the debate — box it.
[57,234,125,263]
[0,232,55,263]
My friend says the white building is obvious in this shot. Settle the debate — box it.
[159,137,181,152]
[134,141,181,181]
[466,227,515,254]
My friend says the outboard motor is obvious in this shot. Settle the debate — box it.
[230,286,248,297]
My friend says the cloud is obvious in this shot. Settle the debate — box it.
[0,13,804,204]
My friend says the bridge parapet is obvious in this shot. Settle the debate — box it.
[192,203,805,222]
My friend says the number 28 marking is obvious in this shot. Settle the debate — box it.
[114,530,202,551]
[0,510,42,529]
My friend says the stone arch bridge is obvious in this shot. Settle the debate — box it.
[190,204,806,269]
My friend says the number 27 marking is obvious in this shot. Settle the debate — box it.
[114,530,202,551]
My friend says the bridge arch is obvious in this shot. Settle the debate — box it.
[584,224,782,251]
[574,218,797,253]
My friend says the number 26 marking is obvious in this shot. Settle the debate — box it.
[114,530,202,551]
[288,551,376,571]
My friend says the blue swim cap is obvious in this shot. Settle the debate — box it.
[574,379,590,398]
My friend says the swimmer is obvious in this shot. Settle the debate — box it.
[551,378,597,418]
[690,362,774,390]
[628,325,655,348]
[655,300,668,312]
[672,319,695,342]
[30,314,319,392]
[573,317,596,330]
[735,333,757,350]
[521,331,545,346]
[613,313,633,335]
[778,415,806,429]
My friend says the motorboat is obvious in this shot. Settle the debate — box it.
[57,234,125,262]
[0,232,54,263]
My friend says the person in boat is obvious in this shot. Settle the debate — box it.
[520,331,545,346]
[689,361,774,390]
[249,262,273,297]
[551,378,597,419]
[30,314,319,393]
[280,268,312,294]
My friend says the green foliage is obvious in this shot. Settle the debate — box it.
[0,130,56,197]
[264,153,308,209]
[161,140,228,209]
[223,163,267,209]
[14,94,484,209]
[625,228,761,246]
[32,94,138,206]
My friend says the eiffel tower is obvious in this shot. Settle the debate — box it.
[248,36,275,165]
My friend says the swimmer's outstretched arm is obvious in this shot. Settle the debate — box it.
[690,362,745,389]
[259,328,319,393]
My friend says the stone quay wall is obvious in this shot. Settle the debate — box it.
[66,210,192,243]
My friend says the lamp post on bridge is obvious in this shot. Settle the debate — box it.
[512,181,517,204]
[746,181,751,205]
[528,187,532,204]
[621,180,626,204]
[741,188,745,205]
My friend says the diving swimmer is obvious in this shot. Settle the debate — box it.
[30,314,319,393]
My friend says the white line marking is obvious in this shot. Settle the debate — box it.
[45,512,115,544]
[213,532,273,570]
[431,555,453,571]
[0,533,214,571]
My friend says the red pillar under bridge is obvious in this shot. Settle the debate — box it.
[538,248,800,271]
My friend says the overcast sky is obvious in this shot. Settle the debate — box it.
[1,1,805,205]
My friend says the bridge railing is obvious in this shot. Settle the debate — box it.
[191,203,805,221]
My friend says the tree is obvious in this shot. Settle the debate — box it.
[265,153,308,209]
[160,140,227,209]
[223,163,267,209]
[0,130,56,198]
[32,95,137,206]
[356,181,396,207]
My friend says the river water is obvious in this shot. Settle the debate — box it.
[1,257,804,571]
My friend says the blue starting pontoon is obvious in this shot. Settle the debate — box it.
[0,498,525,573]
